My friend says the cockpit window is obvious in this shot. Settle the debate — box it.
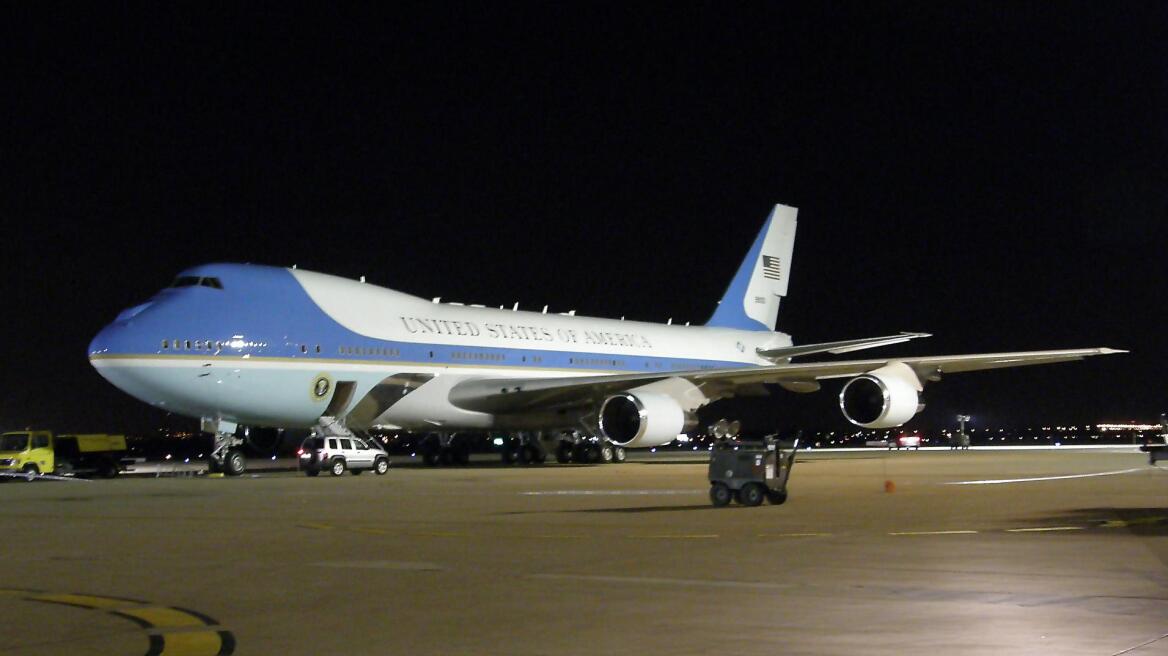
[170,276,223,290]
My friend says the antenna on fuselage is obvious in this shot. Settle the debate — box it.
[432,297,441,303]
[512,302,519,311]
[359,276,366,283]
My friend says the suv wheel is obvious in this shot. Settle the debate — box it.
[329,459,346,476]
[374,458,389,475]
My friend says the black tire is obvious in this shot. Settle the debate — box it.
[613,446,627,463]
[555,442,573,463]
[422,449,440,466]
[22,464,39,482]
[501,446,517,464]
[571,444,589,463]
[600,443,615,463]
[767,489,789,505]
[98,458,118,479]
[223,449,246,476]
[520,443,541,465]
[207,457,222,474]
[305,468,320,477]
[586,444,602,463]
[374,458,389,475]
[710,483,732,507]
[329,459,346,476]
[740,482,765,507]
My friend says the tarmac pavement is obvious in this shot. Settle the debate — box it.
[0,448,1164,655]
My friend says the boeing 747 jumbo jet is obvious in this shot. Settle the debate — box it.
[89,205,1124,474]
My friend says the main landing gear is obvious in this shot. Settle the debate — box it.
[553,432,625,465]
[203,418,246,476]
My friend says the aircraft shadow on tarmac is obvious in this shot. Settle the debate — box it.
[1026,507,1168,537]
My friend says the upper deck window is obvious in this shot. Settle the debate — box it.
[170,276,223,290]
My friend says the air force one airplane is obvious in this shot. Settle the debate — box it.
[89,205,1124,474]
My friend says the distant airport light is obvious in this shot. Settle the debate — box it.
[1098,423,1159,431]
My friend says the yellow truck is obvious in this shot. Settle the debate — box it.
[0,431,127,479]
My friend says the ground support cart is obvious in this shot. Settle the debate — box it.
[708,437,798,507]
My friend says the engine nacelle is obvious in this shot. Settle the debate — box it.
[839,362,923,429]
[599,392,692,448]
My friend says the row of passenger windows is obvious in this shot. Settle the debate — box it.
[569,357,626,368]
[162,339,245,351]
[452,351,505,362]
[339,346,401,357]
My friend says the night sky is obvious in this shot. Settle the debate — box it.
[5,4,1165,435]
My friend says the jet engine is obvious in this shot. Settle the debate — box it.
[599,392,693,448]
[839,362,923,429]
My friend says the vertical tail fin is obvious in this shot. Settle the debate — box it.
[706,204,798,331]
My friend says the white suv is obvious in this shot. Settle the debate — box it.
[299,436,389,476]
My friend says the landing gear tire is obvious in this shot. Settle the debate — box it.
[519,443,543,465]
[766,489,788,505]
[571,444,590,463]
[739,482,765,507]
[555,442,573,463]
[586,444,602,463]
[599,443,615,464]
[422,449,440,466]
[223,449,246,477]
[501,444,520,465]
[710,483,732,507]
[613,446,626,463]
[329,459,346,477]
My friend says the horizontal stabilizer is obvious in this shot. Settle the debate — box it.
[757,332,931,360]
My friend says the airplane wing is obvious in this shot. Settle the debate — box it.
[447,347,1126,415]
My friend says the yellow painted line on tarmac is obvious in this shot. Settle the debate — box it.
[29,592,143,610]
[757,532,833,538]
[889,530,980,536]
[296,522,335,531]
[529,534,588,540]
[19,590,235,655]
[1007,526,1084,533]
[113,606,211,629]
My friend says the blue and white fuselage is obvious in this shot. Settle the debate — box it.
[88,263,784,431]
